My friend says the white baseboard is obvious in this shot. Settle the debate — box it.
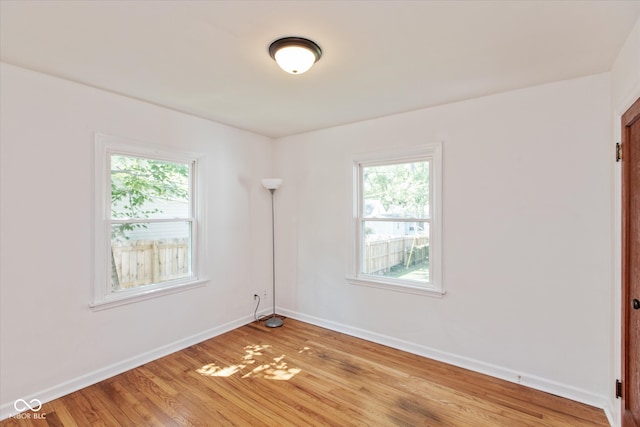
[2,307,612,424]
[279,308,610,417]
[604,397,619,427]
[0,309,271,421]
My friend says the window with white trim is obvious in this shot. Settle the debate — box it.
[92,134,206,309]
[349,144,443,295]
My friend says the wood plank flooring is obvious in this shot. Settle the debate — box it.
[1,318,609,426]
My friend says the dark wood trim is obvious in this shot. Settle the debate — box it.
[622,97,640,128]
[621,96,640,427]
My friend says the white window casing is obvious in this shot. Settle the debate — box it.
[92,133,207,310]
[348,143,443,297]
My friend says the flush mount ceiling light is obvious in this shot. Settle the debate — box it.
[269,37,322,75]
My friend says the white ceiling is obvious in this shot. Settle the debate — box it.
[2,1,639,138]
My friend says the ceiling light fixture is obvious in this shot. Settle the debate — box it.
[269,37,322,75]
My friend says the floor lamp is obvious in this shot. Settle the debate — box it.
[262,178,283,328]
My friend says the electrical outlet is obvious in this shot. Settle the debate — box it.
[253,293,259,300]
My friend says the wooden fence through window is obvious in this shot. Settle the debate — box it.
[112,239,190,288]
[365,236,429,274]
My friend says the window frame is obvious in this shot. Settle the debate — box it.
[92,133,207,310]
[348,143,444,297]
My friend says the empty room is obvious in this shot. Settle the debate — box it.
[1,1,640,426]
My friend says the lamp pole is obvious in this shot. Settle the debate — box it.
[264,181,283,328]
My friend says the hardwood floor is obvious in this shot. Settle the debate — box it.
[2,318,609,426]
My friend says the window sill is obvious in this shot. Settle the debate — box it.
[90,278,208,311]
[347,276,445,298]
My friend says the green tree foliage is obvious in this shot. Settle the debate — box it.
[111,155,189,240]
[363,161,429,218]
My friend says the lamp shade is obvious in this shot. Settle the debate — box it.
[269,37,322,75]
[262,178,282,190]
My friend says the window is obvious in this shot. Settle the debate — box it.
[349,144,443,296]
[92,134,206,309]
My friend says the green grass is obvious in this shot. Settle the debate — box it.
[385,261,429,281]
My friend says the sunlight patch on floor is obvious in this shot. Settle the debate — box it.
[197,344,304,381]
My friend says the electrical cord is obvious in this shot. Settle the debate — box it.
[253,294,270,322]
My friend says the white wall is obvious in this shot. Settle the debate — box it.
[274,73,613,409]
[0,63,274,418]
[611,16,640,114]
[610,14,640,427]
[0,56,625,421]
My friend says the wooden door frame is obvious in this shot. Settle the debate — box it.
[621,96,640,427]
